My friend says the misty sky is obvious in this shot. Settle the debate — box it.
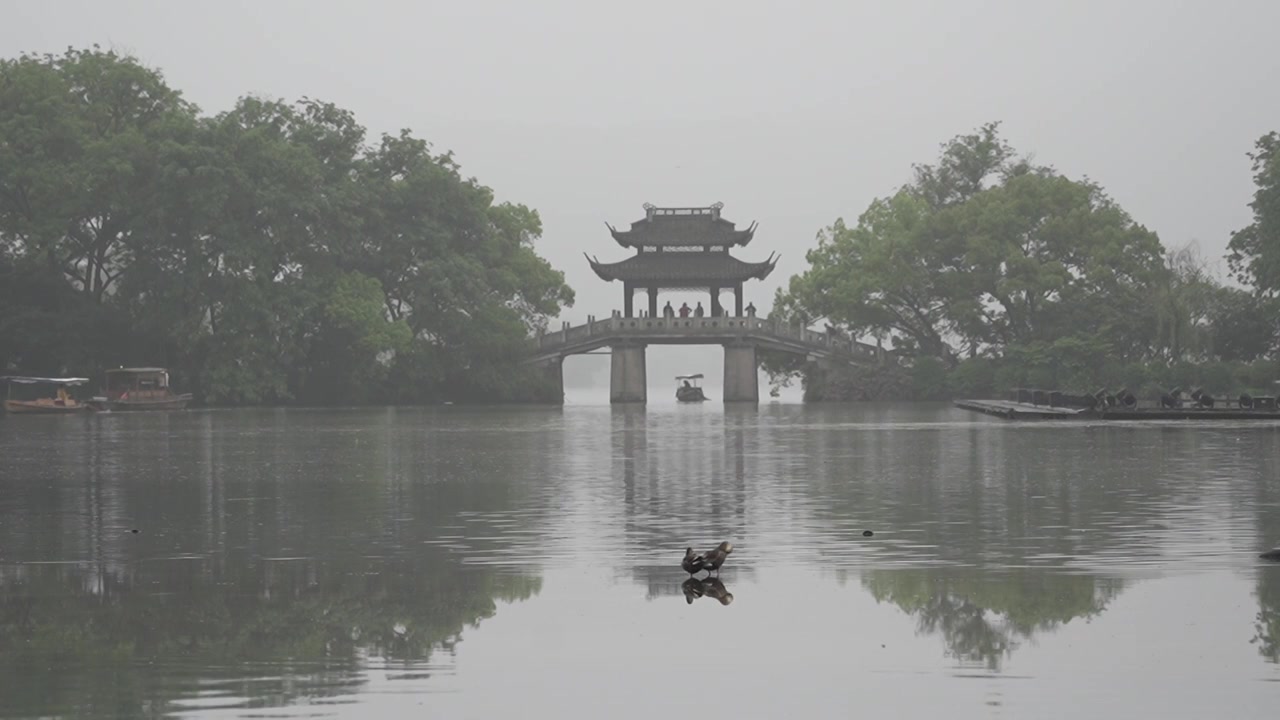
[5,0,1278,394]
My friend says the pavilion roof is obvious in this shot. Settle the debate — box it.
[607,203,756,248]
[585,250,778,287]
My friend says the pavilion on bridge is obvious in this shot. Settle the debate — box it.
[585,202,778,318]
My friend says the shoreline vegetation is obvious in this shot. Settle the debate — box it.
[764,123,1280,403]
[3,49,1276,406]
[1,47,572,406]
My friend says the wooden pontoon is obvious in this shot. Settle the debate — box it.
[957,386,1280,421]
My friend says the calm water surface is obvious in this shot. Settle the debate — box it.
[2,402,1279,718]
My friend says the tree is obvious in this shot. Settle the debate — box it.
[1228,132,1280,295]
[0,46,574,403]
[0,46,198,303]
[297,271,412,405]
[938,171,1166,354]
[775,123,1166,371]
[776,191,959,363]
[1207,286,1277,363]
[910,121,1019,209]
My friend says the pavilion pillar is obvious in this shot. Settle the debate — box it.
[723,342,759,404]
[734,284,744,317]
[610,342,647,404]
[710,286,722,317]
[623,282,634,318]
[648,287,658,318]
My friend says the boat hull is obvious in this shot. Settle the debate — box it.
[93,394,193,412]
[676,388,708,402]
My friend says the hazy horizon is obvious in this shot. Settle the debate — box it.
[6,0,1277,395]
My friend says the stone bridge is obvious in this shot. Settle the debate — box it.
[526,313,884,404]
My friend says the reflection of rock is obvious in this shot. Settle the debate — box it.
[681,577,734,606]
[864,569,1122,670]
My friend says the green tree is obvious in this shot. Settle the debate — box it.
[776,191,958,362]
[938,171,1165,353]
[3,46,573,403]
[776,123,1166,371]
[1228,132,1280,294]
[298,271,412,404]
[0,46,198,303]
[1208,287,1277,362]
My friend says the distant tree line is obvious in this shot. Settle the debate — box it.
[767,123,1280,400]
[0,47,574,404]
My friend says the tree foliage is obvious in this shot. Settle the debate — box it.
[0,47,573,403]
[772,122,1279,399]
[1229,132,1280,294]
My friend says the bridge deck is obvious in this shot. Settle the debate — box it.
[528,314,882,364]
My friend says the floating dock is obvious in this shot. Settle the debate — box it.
[955,398,1280,421]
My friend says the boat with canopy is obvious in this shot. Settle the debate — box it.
[676,374,708,402]
[2,376,91,414]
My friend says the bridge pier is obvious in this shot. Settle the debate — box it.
[610,343,647,403]
[723,342,759,404]
[532,356,566,404]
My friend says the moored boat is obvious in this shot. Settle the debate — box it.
[2,376,91,414]
[89,367,192,411]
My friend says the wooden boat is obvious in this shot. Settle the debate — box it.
[676,374,708,402]
[957,384,1280,421]
[2,376,91,414]
[88,367,192,411]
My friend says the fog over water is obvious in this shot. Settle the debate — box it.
[5,0,1278,388]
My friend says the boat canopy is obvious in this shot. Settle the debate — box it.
[675,374,704,380]
[0,376,90,385]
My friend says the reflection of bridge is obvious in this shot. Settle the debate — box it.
[527,313,884,403]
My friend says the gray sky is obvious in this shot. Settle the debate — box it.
[5,0,1278,394]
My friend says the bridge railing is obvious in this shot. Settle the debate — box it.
[536,313,881,360]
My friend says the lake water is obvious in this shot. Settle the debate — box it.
[2,402,1279,718]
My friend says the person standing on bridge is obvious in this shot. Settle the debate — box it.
[679,302,691,318]
[663,301,675,318]
[694,302,705,318]
[745,302,756,317]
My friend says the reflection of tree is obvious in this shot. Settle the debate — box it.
[0,560,541,716]
[1250,431,1280,663]
[1255,577,1280,663]
[863,569,1122,670]
[775,406,1256,668]
[0,408,552,717]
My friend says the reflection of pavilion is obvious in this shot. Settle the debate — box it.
[612,407,756,598]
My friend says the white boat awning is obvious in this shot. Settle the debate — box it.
[1,376,90,385]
